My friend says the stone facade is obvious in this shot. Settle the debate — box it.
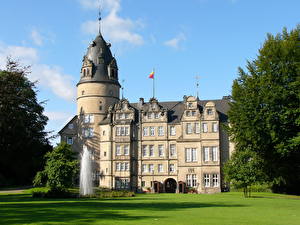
[59,33,233,194]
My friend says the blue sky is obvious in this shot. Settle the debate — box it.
[0,0,299,145]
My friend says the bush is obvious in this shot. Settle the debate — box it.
[96,189,135,198]
[28,187,78,198]
[231,183,272,193]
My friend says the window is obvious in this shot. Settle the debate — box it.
[202,123,208,133]
[207,109,213,115]
[115,178,129,189]
[84,114,94,123]
[185,148,197,162]
[142,164,147,173]
[124,145,129,155]
[142,145,147,157]
[212,147,218,161]
[186,111,191,117]
[102,130,105,136]
[195,123,200,134]
[125,113,129,119]
[169,164,175,172]
[120,127,125,136]
[149,145,154,157]
[125,162,129,171]
[147,112,153,119]
[116,145,121,155]
[186,123,192,134]
[149,164,154,172]
[158,164,163,172]
[104,151,107,156]
[116,163,121,171]
[120,113,125,119]
[83,128,93,137]
[186,174,197,187]
[68,124,74,129]
[170,144,176,157]
[192,111,196,116]
[188,103,193,108]
[155,113,160,119]
[203,147,210,162]
[143,127,149,136]
[158,145,164,157]
[150,127,155,136]
[170,126,176,136]
[141,181,145,187]
[120,162,125,171]
[204,174,210,187]
[67,137,73,145]
[158,126,164,136]
[125,127,129,136]
[116,127,129,136]
[212,174,219,187]
[212,122,218,132]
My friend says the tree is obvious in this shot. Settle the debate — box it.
[34,142,78,191]
[0,59,52,187]
[224,150,265,197]
[227,25,300,194]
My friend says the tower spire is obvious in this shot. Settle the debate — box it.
[98,0,102,34]
[195,75,200,100]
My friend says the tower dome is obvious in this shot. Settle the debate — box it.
[79,34,119,86]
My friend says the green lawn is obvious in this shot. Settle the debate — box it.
[0,192,299,225]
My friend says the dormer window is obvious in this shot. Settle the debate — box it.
[192,111,196,116]
[186,111,191,117]
[188,103,193,108]
[155,112,160,119]
[207,109,213,115]
[147,112,153,119]
[83,69,86,77]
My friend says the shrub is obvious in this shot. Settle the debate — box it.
[28,187,78,198]
[97,189,135,198]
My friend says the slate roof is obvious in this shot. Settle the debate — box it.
[77,34,120,86]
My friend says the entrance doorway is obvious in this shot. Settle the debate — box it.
[164,178,177,193]
[178,181,186,193]
[153,181,162,193]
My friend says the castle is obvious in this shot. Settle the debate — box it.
[59,31,233,194]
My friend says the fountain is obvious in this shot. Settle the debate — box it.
[80,146,94,196]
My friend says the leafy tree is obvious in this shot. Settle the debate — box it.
[224,150,265,197]
[0,59,51,187]
[227,25,300,194]
[34,142,78,191]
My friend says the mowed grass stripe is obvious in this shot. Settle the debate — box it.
[0,192,299,225]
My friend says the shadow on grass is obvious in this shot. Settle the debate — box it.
[0,194,246,224]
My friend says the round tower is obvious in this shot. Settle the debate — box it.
[77,34,120,117]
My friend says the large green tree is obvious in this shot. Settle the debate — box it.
[0,59,51,186]
[227,26,300,194]
[34,142,78,191]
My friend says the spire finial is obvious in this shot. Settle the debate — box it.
[121,79,125,99]
[195,75,200,100]
[98,0,102,34]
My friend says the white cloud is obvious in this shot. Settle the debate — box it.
[164,33,186,50]
[44,111,73,121]
[0,43,38,68]
[0,42,75,101]
[80,0,144,45]
[31,65,76,101]
[30,29,44,46]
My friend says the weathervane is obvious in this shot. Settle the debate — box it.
[195,75,200,99]
[98,0,102,34]
[121,79,125,99]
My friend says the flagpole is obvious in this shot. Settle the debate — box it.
[153,68,155,98]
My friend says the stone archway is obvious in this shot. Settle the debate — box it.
[164,178,177,193]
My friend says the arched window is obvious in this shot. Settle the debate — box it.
[87,68,90,76]
[83,69,86,77]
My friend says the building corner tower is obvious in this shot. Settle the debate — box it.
[77,33,120,181]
